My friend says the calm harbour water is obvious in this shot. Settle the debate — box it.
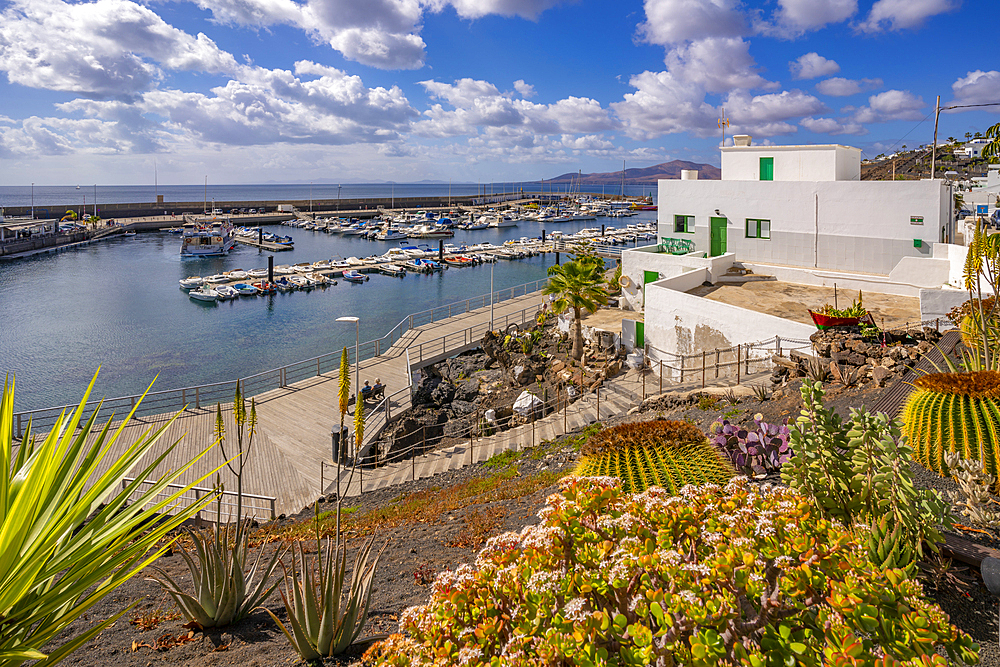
[0,210,656,412]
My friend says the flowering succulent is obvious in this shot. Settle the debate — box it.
[709,413,792,476]
[363,476,978,667]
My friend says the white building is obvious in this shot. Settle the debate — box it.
[958,138,990,159]
[619,136,967,360]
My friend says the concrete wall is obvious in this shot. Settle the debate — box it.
[737,259,950,298]
[643,276,816,359]
[619,245,734,311]
[656,178,947,275]
[721,144,861,182]
[920,287,971,323]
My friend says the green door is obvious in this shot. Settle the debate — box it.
[760,157,774,181]
[643,270,659,303]
[635,321,644,348]
[710,217,728,257]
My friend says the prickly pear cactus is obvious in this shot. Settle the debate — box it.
[901,370,1000,490]
[575,420,734,494]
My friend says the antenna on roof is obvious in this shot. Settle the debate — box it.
[718,108,730,148]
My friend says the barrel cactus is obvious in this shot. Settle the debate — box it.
[575,420,734,494]
[901,370,1000,489]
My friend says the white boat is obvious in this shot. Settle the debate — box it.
[312,260,332,270]
[189,287,220,302]
[273,265,295,275]
[346,257,365,266]
[376,227,409,241]
[379,264,406,277]
[247,268,269,278]
[226,269,248,280]
[204,274,229,284]
[288,275,310,289]
[408,224,454,239]
[234,282,259,296]
[180,218,238,257]
[216,285,239,300]
[178,276,203,289]
[487,215,517,228]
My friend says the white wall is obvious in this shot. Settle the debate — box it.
[656,178,947,275]
[620,245,735,311]
[737,258,949,298]
[920,287,971,323]
[721,144,861,182]
[643,278,816,359]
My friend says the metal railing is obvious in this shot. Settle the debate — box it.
[11,278,549,439]
[645,336,814,386]
[120,477,277,522]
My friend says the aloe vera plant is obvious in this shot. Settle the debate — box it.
[0,374,219,666]
[265,522,387,659]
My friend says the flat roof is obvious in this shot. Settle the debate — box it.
[721,144,861,152]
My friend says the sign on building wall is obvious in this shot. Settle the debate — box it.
[910,216,924,225]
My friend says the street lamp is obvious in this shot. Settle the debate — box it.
[336,316,360,456]
[490,260,494,331]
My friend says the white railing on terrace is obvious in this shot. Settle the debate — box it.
[11,278,549,439]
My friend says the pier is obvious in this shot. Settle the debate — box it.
[13,281,551,520]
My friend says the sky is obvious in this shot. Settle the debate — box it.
[0,0,996,185]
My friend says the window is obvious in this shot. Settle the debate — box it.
[746,218,770,239]
[674,214,694,233]
[759,157,774,181]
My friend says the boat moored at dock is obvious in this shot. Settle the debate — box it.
[180,217,238,257]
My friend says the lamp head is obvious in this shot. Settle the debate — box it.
[336,316,359,323]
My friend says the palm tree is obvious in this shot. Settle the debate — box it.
[544,260,607,361]
[983,122,1000,164]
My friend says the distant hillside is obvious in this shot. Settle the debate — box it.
[547,160,721,184]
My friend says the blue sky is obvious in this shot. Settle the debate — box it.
[0,0,996,185]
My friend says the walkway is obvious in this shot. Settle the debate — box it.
[73,289,549,519]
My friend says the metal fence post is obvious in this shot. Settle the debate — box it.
[596,386,600,420]
[715,349,721,379]
[776,336,782,358]
[412,444,416,481]
[736,345,741,385]
[702,351,706,389]
[470,416,474,464]
[195,386,200,409]
[563,385,567,434]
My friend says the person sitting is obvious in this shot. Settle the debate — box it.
[360,380,372,401]
[371,378,385,401]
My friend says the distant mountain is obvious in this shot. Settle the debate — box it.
[546,160,720,184]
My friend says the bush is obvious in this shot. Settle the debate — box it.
[709,413,792,476]
[783,381,952,572]
[364,477,978,667]
[575,420,734,493]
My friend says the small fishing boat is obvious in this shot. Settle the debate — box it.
[288,275,310,289]
[274,277,296,292]
[312,259,332,270]
[252,280,276,294]
[216,285,239,300]
[179,276,203,289]
[226,269,248,280]
[189,287,220,302]
[204,274,229,284]
[444,256,475,267]
[247,268,269,278]
[342,270,367,283]
[234,283,259,296]
[379,264,406,277]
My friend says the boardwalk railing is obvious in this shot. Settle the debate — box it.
[11,277,550,439]
[120,477,277,523]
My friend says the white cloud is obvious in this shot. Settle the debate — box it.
[189,0,303,26]
[638,0,745,46]
[815,76,882,96]
[427,0,568,20]
[951,70,1000,107]
[513,80,535,98]
[612,70,719,140]
[853,89,925,122]
[858,0,961,32]
[723,89,827,136]
[800,116,866,135]
[664,37,773,93]
[0,0,237,98]
[790,53,840,80]
[773,0,856,31]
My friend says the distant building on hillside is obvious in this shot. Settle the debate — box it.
[956,138,989,159]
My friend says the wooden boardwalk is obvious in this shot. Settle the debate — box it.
[86,289,548,519]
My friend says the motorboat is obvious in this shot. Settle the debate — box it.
[288,275,310,289]
[312,259,332,270]
[188,287,220,302]
[252,280,276,294]
[343,270,367,283]
[226,269,248,280]
[178,276,203,290]
[376,227,408,241]
[234,283,259,296]
[216,285,239,300]
[379,264,406,277]
[180,217,238,257]
[273,265,295,275]
[303,273,328,286]
[408,224,454,239]
[204,274,229,284]
[247,268,269,278]
[274,277,296,292]
[444,256,475,267]
[346,257,365,266]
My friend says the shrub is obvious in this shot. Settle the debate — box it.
[709,413,792,476]
[0,374,219,666]
[901,371,1000,489]
[784,381,952,572]
[575,420,734,493]
[364,477,979,667]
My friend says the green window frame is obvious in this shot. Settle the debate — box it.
[673,214,694,233]
[759,157,774,181]
[745,218,770,239]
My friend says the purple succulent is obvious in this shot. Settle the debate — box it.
[709,415,792,476]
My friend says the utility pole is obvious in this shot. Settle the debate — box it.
[931,95,941,179]
[718,107,729,148]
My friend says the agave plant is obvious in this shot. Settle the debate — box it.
[576,420,734,494]
[0,374,218,666]
[265,524,387,659]
[149,509,284,628]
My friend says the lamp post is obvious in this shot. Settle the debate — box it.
[310,181,313,214]
[338,184,342,210]
[490,260,494,331]
[336,316,360,456]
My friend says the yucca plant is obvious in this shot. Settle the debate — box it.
[576,420,734,493]
[901,370,1000,488]
[264,510,387,659]
[0,373,219,666]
